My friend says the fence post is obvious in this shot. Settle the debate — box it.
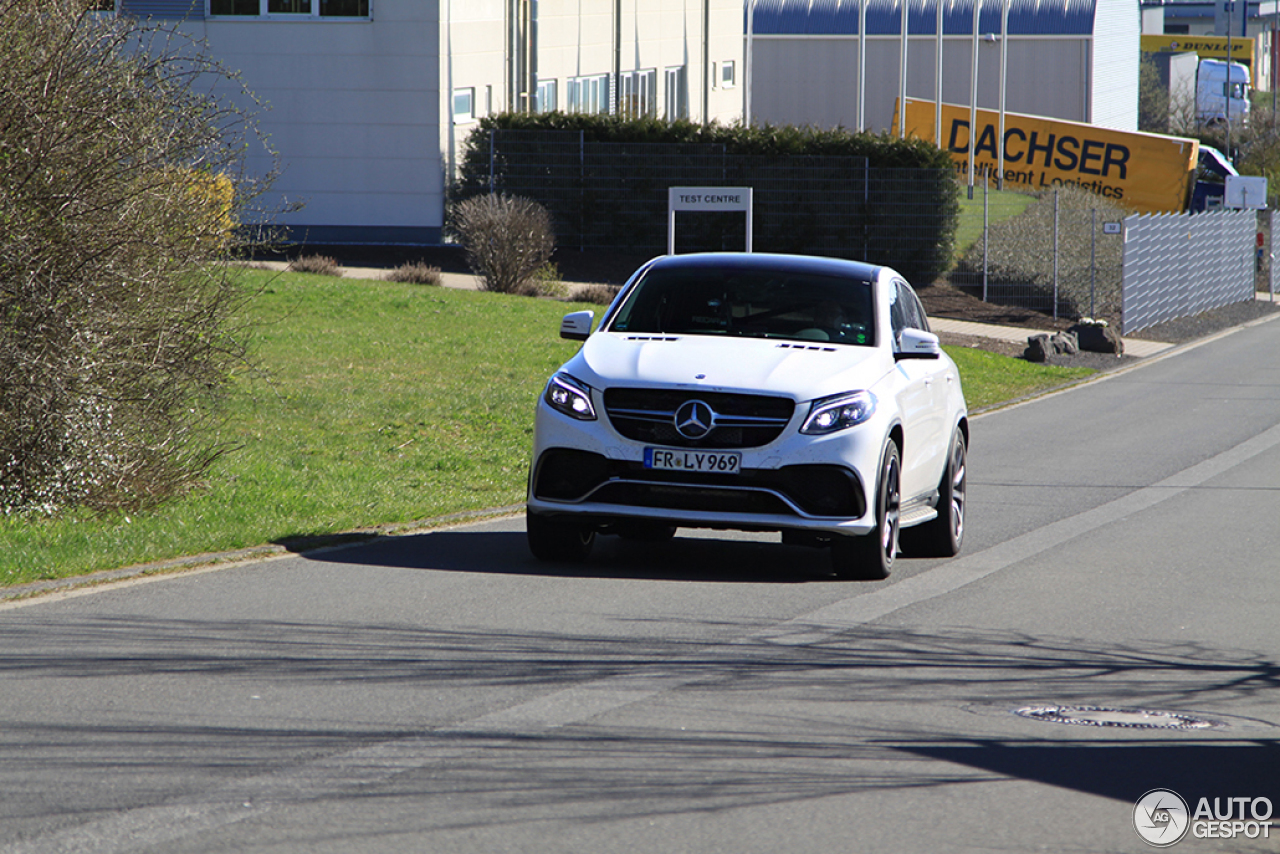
[488,129,496,195]
[1090,208,1097,319]
[1272,209,1277,302]
[580,130,585,252]
[982,170,989,302]
[1053,189,1060,320]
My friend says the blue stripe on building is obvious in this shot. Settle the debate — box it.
[119,0,205,20]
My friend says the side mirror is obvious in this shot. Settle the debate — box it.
[560,310,595,341]
[895,328,942,360]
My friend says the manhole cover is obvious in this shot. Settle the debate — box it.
[1015,705,1220,730]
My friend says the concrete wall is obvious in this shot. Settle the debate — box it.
[184,1,446,243]
[159,0,741,244]
[1092,0,1141,130]
[533,0,743,124]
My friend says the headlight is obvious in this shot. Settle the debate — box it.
[544,373,597,420]
[801,391,876,435]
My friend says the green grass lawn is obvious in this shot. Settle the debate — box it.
[954,186,1038,260]
[0,269,1095,588]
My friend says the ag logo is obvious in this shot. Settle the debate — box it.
[1134,789,1190,847]
[673,399,715,440]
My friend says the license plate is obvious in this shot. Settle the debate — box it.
[644,448,741,474]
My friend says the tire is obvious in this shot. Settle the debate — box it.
[831,440,900,580]
[901,428,967,558]
[526,512,595,562]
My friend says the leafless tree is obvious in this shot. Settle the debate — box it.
[0,0,279,513]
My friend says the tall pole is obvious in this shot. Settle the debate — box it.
[935,0,944,145]
[968,0,981,198]
[613,0,621,114]
[702,0,710,123]
[858,0,868,131]
[899,0,910,137]
[997,0,1008,188]
[745,0,755,124]
[1228,2,1234,161]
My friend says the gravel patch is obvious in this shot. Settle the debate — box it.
[1128,297,1280,344]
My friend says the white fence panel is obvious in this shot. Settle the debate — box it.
[1122,210,1255,335]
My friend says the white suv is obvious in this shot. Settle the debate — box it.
[526,252,968,579]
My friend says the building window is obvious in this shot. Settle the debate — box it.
[567,74,610,115]
[720,60,736,89]
[536,79,557,113]
[318,0,368,13]
[664,67,688,119]
[619,69,657,118]
[209,0,369,16]
[210,0,258,12]
[453,87,475,122]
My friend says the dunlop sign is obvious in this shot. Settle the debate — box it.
[895,99,1199,214]
[1141,34,1254,66]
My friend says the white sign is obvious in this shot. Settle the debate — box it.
[1103,222,1122,235]
[667,186,754,254]
[1225,175,1268,209]
[668,188,752,212]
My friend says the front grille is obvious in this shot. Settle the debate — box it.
[603,388,794,449]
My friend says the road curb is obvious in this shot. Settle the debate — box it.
[0,505,525,605]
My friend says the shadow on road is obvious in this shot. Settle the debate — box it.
[899,740,1280,810]
[296,527,836,584]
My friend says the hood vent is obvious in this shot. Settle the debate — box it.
[626,335,680,342]
[777,342,836,352]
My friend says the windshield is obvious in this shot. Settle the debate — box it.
[607,264,876,346]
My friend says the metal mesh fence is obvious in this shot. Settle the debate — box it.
[942,182,1125,323]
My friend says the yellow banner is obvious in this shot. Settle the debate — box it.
[1141,34,1254,66]
[894,99,1199,214]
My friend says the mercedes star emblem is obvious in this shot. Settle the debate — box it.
[673,400,715,440]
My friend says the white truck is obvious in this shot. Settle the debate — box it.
[1197,58,1251,125]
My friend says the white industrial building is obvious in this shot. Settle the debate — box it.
[745,0,1140,134]
[112,0,745,244]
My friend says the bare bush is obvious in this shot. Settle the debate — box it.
[288,254,343,276]
[0,0,277,514]
[384,261,443,285]
[568,283,621,305]
[527,262,566,297]
[452,194,556,295]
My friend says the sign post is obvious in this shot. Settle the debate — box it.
[667,187,754,255]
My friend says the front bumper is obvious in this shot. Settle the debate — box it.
[527,398,886,537]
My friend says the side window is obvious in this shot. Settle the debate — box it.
[888,281,908,345]
[898,281,929,333]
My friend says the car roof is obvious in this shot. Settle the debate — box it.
[643,252,885,282]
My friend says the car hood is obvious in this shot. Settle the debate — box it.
[565,332,894,402]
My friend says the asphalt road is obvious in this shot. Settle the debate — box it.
[3,318,1280,853]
